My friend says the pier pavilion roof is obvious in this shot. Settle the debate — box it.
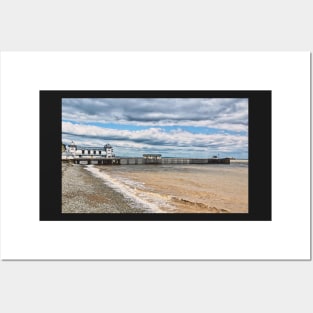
[76,146,106,150]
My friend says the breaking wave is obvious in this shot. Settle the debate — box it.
[84,165,170,213]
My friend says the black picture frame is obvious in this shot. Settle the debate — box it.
[40,90,271,221]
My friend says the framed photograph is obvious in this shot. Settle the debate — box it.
[40,90,271,221]
[1,52,310,260]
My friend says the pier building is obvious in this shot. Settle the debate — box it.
[62,141,115,159]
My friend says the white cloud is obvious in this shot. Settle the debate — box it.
[62,122,248,157]
[62,98,248,158]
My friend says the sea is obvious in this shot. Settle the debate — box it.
[84,161,248,213]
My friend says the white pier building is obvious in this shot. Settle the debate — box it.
[62,141,115,159]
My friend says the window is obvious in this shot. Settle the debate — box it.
[82,150,85,154]
[94,151,96,155]
[88,150,90,154]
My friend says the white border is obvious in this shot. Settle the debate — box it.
[0,52,310,260]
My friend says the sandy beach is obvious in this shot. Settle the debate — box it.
[62,161,248,214]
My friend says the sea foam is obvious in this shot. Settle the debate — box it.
[84,165,165,213]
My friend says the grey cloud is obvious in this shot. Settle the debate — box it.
[62,98,248,131]
[62,98,248,158]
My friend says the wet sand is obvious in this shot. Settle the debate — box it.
[97,164,248,213]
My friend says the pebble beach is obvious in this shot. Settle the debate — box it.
[62,162,146,213]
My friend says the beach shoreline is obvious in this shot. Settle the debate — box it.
[62,163,146,213]
[62,162,248,214]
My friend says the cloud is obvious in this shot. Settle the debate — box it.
[62,98,248,158]
[62,98,248,132]
[62,121,248,157]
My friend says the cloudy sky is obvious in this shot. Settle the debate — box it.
[62,98,248,158]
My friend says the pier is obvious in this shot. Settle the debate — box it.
[63,157,230,165]
[72,158,121,165]
[62,142,230,166]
